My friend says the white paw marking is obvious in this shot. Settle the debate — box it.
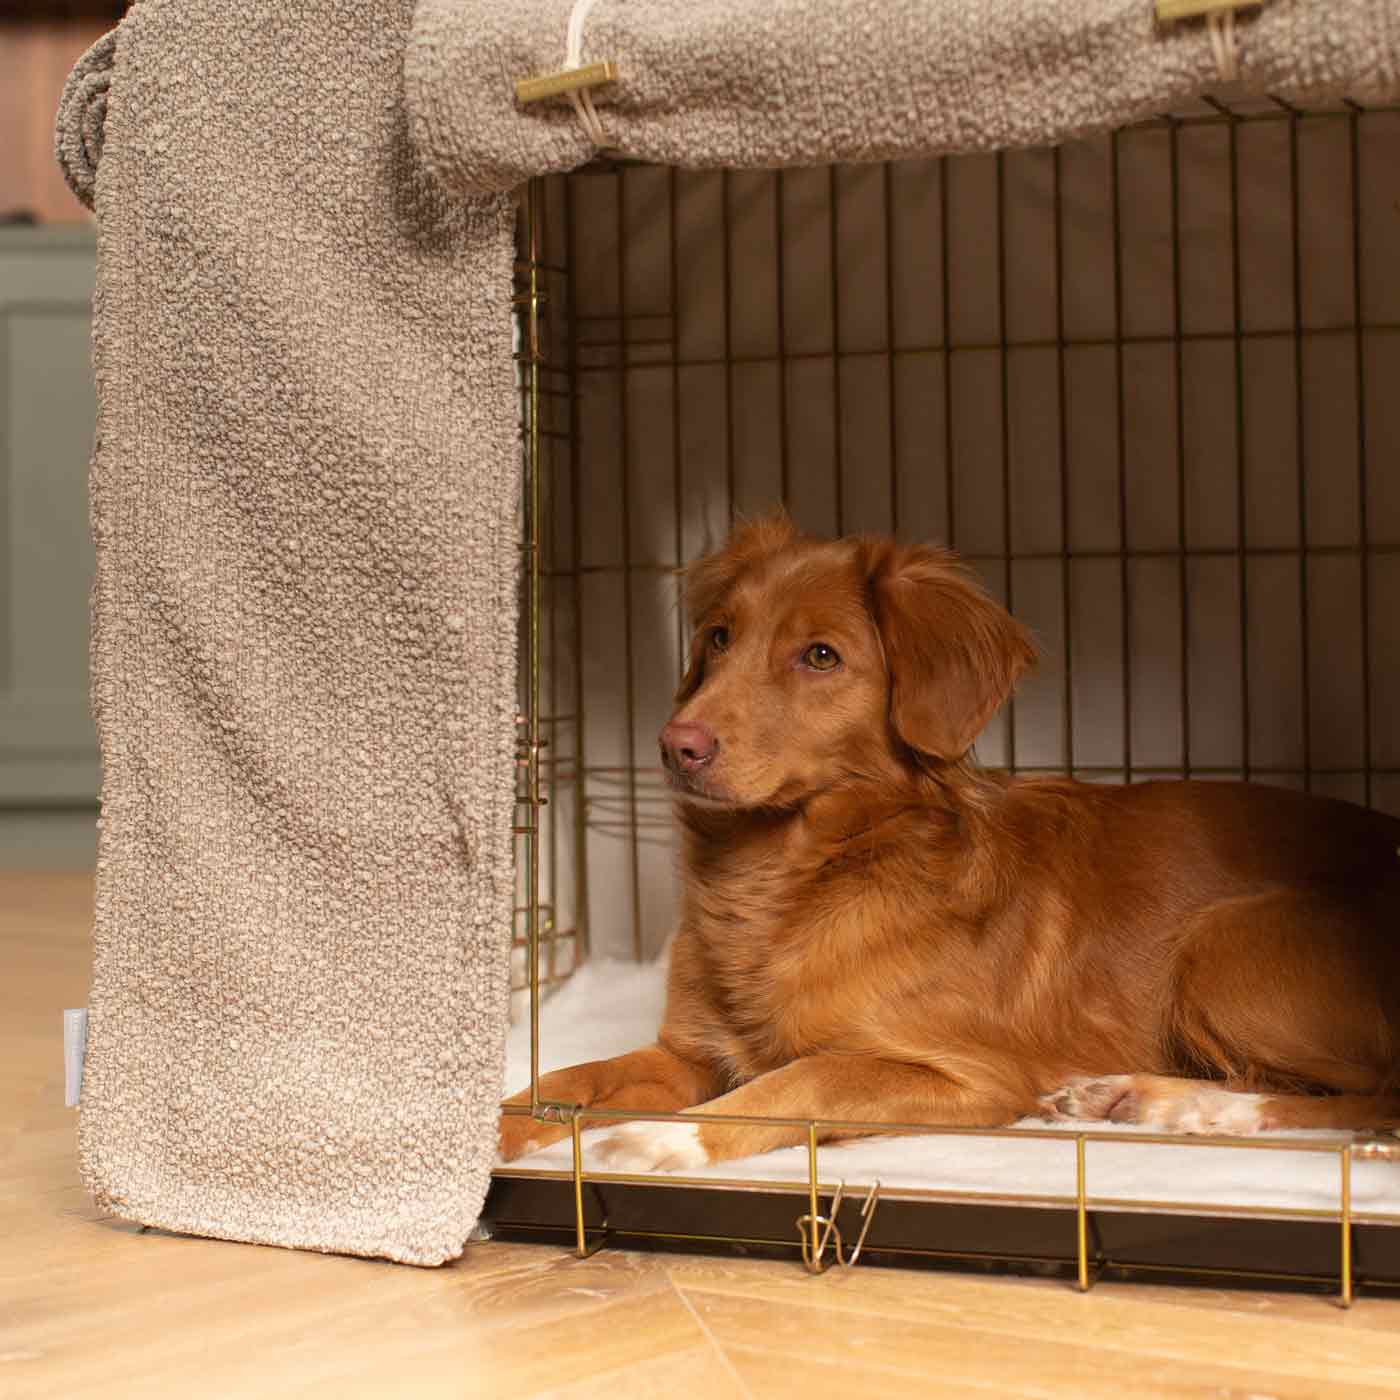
[593,1120,709,1172]
[1167,1088,1266,1136]
[495,1138,542,1167]
[1038,1075,1267,1136]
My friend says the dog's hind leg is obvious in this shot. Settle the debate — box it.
[1040,1072,1400,1134]
[1043,881,1400,1136]
[1172,885,1400,1094]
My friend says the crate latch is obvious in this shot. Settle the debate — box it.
[796,1179,881,1275]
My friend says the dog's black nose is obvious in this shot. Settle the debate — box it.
[660,721,718,774]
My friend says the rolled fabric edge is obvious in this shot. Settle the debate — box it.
[56,27,120,212]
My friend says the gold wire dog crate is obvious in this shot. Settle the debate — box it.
[497,96,1400,1302]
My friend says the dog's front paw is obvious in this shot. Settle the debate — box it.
[497,1114,550,1163]
[593,1119,710,1173]
[1038,1074,1137,1123]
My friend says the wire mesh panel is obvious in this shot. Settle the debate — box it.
[512,180,586,1001]
[538,98,1400,968]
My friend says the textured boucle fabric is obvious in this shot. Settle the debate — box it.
[406,0,1400,197]
[58,0,519,1264]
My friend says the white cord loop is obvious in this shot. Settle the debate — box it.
[1208,8,1240,82]
[564,0,607,146]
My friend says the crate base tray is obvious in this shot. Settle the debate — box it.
[483,1172,1400,1291]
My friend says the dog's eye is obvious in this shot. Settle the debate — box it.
[803,643,841,672]
[709,627,729,653]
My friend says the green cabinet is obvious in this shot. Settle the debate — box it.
[1,226,99,861]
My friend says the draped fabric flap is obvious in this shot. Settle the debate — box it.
[57,0,520,1265]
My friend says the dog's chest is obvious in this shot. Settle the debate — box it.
[695,860,896,1075]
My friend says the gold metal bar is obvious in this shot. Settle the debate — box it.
[1076,1135,1090,1292]
[808,1123,820,1264]
[526,177,543,1116]
[572,1113,587,1258]
[516,62,617,105]
[562,174,591,968]
[540,182,562,994]
[816,1182,846,1270]
[498,1100,1385,1153]
[1155,0,1261,20]
[1341,1145,1354,1309]
[845,1181,881,1270]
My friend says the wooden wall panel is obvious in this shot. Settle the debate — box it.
[0,19,113,225]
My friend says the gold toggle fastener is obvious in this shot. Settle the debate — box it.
[516,62,617,105]
[1154,0,1262,20]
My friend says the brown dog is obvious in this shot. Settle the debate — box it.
[498,515,1400,1171]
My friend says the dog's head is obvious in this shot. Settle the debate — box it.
[659,513,1035,808]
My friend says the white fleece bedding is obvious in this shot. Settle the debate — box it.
[499,956,1400,1222]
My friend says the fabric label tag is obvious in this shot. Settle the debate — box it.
[64,1008,88,1108]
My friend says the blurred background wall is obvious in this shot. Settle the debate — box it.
[1,3,123,869]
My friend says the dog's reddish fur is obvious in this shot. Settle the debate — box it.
[499,516,1400,1165]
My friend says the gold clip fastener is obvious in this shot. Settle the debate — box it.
[796,1179,882,1275]
[516,62,617,105]
[1155,0,1263,20]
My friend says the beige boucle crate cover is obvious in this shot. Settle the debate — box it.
[58,0,1398,1265]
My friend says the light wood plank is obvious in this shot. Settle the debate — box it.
[668,1256,1400,1388]
[530,1342,748,1400]
[726,1344,1046,1399]
[296,1284,709,1400]
[690,1288,1400,1399]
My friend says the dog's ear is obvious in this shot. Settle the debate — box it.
[862,540,1036,762]
[676,509,800,701]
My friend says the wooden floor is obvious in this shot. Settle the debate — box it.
[11,871,1400,1399]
